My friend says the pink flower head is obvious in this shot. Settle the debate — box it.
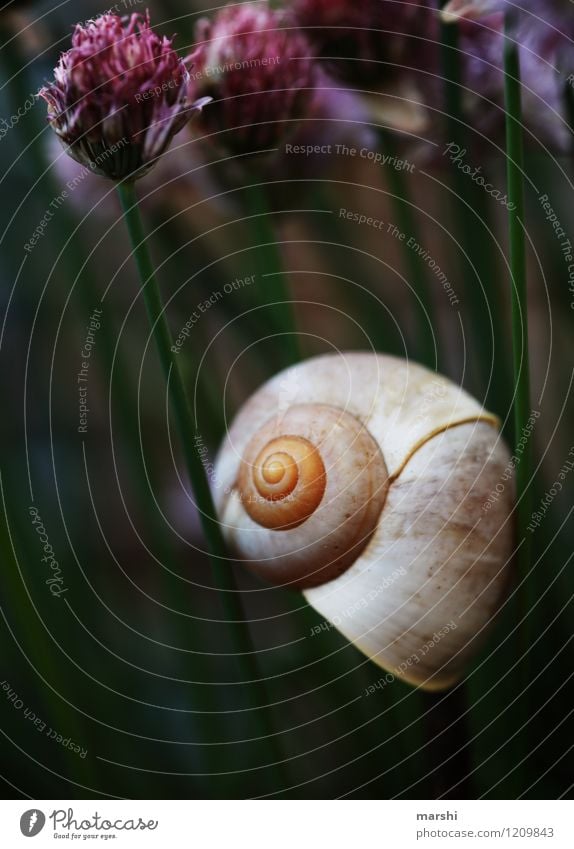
[191,3,317,155]
[291,0,437,85]
[39,12,209,180]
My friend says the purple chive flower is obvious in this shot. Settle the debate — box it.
[443,0,574,70]
[291,0,437,86]
[190,3,317,155]
[39,12,209,181]
[261,72,377,203]
[442,3,571,149]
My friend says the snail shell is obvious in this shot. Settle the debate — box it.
[214,353,514,690]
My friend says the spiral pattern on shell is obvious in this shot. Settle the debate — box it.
[240,434,327,530]
[226,403,389,587]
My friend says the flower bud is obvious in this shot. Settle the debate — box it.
[39,12,209,180]
[190,3,316,155]
[291,0,436,85]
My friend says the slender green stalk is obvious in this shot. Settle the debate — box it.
[0,481,99,788]
[4,43,224,788]
[503,15,534,796]
[440,10,464,142]
[117,179,288,792]
[244,182,301,368]
[312,185,403,357]
[118,181,229,562]
[150,215,231,442]
[565,82,574,153]
[0,41,101,789]
[440,14,510,409]
[72,256,227,788]
[378,129,435,368]
[503,18,533,592]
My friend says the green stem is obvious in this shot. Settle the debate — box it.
[440,15,510,407]
[5,40,224,788]
[0,40,102,790]
[565,82,574,154]
[118,181,228,561]
[503,14,533,794]
[244,182,301,368]
[116,179,288,793]
[378,129,435,368]
[0,482,98,788]
[503,19,532,588]
[440,10,464,145]
[312,185,403,357]
[150,214,229,443]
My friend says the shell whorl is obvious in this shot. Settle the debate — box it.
[239,434,327,530]
[219,402,389,588]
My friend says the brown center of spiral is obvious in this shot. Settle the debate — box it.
[262,458,286,484]
[239,435,327,530]
[256,451,299,501]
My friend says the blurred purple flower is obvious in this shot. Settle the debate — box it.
[264,70,377,197]
[191,3,317,155]
[443,4,570,150]
[291,0,437,86]
[39,12,209,181]
[443,0,574,71]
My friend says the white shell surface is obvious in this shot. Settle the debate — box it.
[215,352,497,509]
[305,421,514,689]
